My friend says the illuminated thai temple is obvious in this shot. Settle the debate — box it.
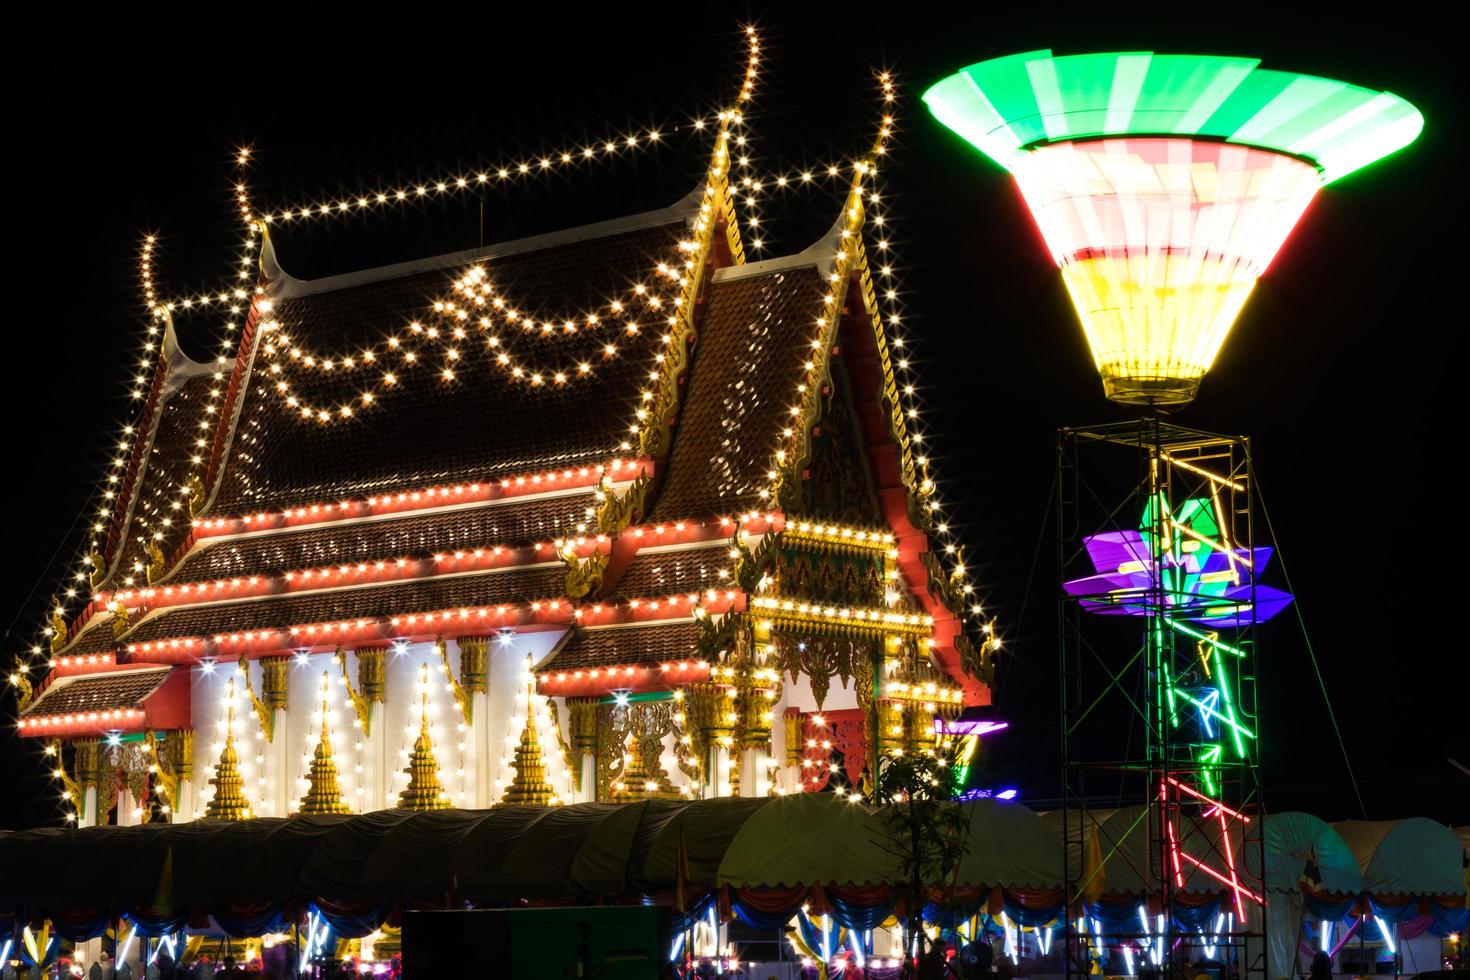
[11,67,996,828]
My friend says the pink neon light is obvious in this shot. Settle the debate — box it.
[1166,777,1251,822]
[1177,851,1264,906]
[1218,808,1248,919]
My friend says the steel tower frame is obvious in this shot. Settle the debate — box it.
[1058,418,1267,980]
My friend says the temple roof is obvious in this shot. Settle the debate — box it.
[539,620,703,673]
[20,666,171,718]
[207,204,698,513]
[649,264,825,521]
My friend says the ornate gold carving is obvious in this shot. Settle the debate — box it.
[398,665,450,811]
[560,543,609,600]
[595,701,630,801]
[457,636,489,694]
[260,655,290,711]
[596,468,650,535]
[671,694,703,790]
[9,664,33,712]
[299,672,350,814]
[110,599,132,640]
[568,698,599,755]
[609,700,680,801]
[49,739,86,815]
[774,635,866,710]
[186,473,207,519]
[238,660,275,742]
[337,648,374,737]
[144,539,167,585]
[357,646,386,701]
[176,729,194,782]
[50,600,69,654]
[435,637,474,725]
[88,545,107,589]
[920,548,969,617]
[145,730,179,813]
[784,708,803,767]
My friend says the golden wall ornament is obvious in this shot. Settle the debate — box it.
[435,637,474,725]
[204,679,252,821]
[10,666,33,712]
[595,701,631,801]
[920,549,969,617]
[610,700,680,800]
[110,599,132,640]
[596,468,650,535]
[238,660,276,742]
[49,601,69,654]
[186,473,207,519]
[144,540,168,586]
[49,739,86,815]
[88,545,107,590]
[176,728,194,782]
[499,660,555,806]
[337,648,374,736]
[457,636,489,694]
[560,543,609,599]
[144,730,179,811]
[260,656,290,711]
[357,646,387,702]
[784,709,803,767]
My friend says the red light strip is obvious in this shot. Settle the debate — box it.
[1166,776,1252,822]
[1177,851,1264,906]
[1217,807,1249,919]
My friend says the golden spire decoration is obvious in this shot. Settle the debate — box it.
[500,655,555,806]
[299,672,350,814]
[205,678,252,821]
[397,664,450,811]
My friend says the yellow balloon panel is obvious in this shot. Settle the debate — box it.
[1061,255,1257,406]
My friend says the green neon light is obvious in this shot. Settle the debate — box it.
[1172,688,1256,739]
[1166,619,1247,658]
[1215,667,1248,757]
[923,50,1423,184]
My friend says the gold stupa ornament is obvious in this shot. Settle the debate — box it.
[398,664,450,811]
[500,655,554,806]
[299,672,350,815]
[205,678,252,821]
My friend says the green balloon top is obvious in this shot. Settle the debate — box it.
[923,50,1422,184]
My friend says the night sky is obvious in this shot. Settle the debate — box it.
[3,7,1463,830]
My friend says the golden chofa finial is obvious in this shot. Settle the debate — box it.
[205,677,252,821]
[501,654,554,806]
[398,663,450,811]
[299,671,350,814]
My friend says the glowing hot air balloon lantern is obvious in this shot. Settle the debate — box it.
[924,51,1423,406]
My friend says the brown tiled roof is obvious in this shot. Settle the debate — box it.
[538,621,702,671]
[106,373,214,587]
[212,222,687,511]
[607,547,732,600]
[68,623,123,657]
[171,492,596,582]
[649,267,825,520]
[123,566,567,643]
[22,667,172,717]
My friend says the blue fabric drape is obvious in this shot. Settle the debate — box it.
[1172,896,1222,931]
[1367,896,1418,923]
[125,908,189,937]
[313,903,384,938]
[1087,896,1143,934]
[212,904,288,937]
[796,910,833,958]
[733,895,803,931]
[829,893,892,932]
[1429,902,1469,938]
[1004,894,1065,927]
[1302,893,1356,922]
[669,892,715,935]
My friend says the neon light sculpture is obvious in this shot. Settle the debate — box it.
[1062,494,1292,626]
[924,51,1422,406]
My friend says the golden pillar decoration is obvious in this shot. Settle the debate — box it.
[74,738,103,790]
[877,699,905,759]
[260,656,290,712]
[176,729,194,783]
[337,648,374,736]
[205,678,252,820]
[457,636,489,694]
[435,637,474,724]
[566,697,599,795]
[500,656,555,806]
[357,647,387,702]
[397,664,450,811]
[906,700,938,756]
[686,682,734,749]
[238,660,276,742]
[784,708,803,767]
[299,672,350,814]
